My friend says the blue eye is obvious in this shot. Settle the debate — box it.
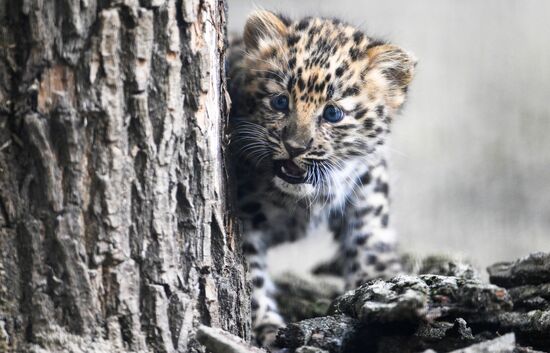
[270,94,289,111]
[323,104,344,122]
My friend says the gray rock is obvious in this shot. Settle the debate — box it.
[329,274,512,324]
[488,252,550,288]
[196,325,266,353]
[275,272,342,323]
[295,346,330,353]
[403,254,481,280]
[507,283,550,311]
[270,253,550,353]
[276,315,360,353]
[438,333,516,353]
[375,318,483,353]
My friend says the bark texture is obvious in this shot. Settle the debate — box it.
[0,0,249,352]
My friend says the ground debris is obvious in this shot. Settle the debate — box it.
[275,272,342,323]
[274,253,550,353]
[488,252,550,288]
[198,253,550,353]
[196,325,266,353]
[421,333,516,353]
[276,315,360,353]
[328,274,512,324]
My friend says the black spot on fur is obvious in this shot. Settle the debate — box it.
[375,263,387,272]
[366,39,386,50]
[376,105,385,117]
[326,84,334,99]
[342,85,359,97]
[297,77,305,91]
[353,31,364,44]
[366,253,378,265]
[249,260,262,269]
[374,181,389,196]
[354,207,373,218]
[297,18,310,31]
[349,47,366,61]
[252,276,265,288]
[287,35,300,47]
[355,108,368,120]
[381,214,389,227]
[345,248,358,258]
[277,13,292,26]
[252,213,267,228]
[364,118,374,130]
[374,205,383,216]
[359,172,371,184]
[242,241,258,255]
[241,202,261,214]
[288,57,296,70]
[355,233,370,246]
[287,75,296,92]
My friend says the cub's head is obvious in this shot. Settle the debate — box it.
[230,11,416,202]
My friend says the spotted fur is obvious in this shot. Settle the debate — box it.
[228,11,416,348]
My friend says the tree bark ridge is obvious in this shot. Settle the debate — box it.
[0,0,248,352]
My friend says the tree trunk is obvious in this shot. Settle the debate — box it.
[0,0,249,352]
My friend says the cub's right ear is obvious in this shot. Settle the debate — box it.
[244,10,289,50]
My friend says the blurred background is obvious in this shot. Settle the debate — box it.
[228,0,550,274]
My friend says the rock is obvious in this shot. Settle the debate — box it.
[426,333,516,353]
[374,318,483,353]
[488,253,550,288]
[494,311,550,350]
[507,283,550,311]
[329,274,512,324]
[403,254,481,280]
[275,272,343,323]
[295,346,330,353]
[276,315,360,353]
[196,325,266,353]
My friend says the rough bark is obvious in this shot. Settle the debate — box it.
[0,0,249,352]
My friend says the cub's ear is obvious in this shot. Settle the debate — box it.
[366,43,417,106]
[244,10,289,50]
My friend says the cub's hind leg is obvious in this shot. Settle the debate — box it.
[239,198,309,347]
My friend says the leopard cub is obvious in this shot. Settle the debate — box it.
[227,10,417,347]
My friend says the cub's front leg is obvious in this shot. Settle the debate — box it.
[241,229,285,348]
[335,162,403,289]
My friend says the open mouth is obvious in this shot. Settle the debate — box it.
[273,160,308,184]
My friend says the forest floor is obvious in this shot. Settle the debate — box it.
[198,252,550,353]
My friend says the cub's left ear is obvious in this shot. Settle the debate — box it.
[366,44,417,107]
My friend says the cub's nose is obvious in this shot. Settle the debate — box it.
[283,138,313,158]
